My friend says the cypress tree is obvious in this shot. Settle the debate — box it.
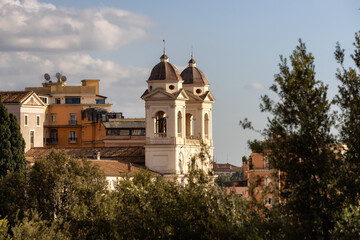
[9,113,26,173]
[334,31,360,204]
[256,40,340,238]
[0,95,13,177]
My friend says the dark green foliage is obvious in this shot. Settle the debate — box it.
[331,205,360,240]
[27,151,108,222]
[11,209,69,240]
[0,96,13,177]
[334,31,360,204]
[0,151,274,239]
[111,170,259,240]
[247,139,265,153]
[0,171,27,227]
[258,40,341,239]
[9,113,26,173]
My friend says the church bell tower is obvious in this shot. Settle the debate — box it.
[141,50,215,178]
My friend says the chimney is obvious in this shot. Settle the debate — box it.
[93,151,100,160]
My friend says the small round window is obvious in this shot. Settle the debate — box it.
[169,85,175,90]
[196,89,202,94]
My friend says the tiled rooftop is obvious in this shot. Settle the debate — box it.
[25,146,145,164]
[0,91,32,103]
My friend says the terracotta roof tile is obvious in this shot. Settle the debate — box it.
[0,91,32,103]
[214,163,242,172]
[25,146,145,164]
[89,160,160,177]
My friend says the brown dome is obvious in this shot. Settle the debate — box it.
[180,58,208,85]
[148,54,182,81]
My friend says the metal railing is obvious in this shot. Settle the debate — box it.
[68,138,77,143]
[69,120,77,125]
[46,138,58,144]
[154,133,167,138]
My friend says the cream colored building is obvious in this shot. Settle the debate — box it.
[0,91,46,152]
[141,52,215,179]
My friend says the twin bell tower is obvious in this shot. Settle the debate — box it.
[141,49,215,179]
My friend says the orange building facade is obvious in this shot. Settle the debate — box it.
[26,75,145,147]
[243,152,279,207]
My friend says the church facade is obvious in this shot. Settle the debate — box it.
[141,51,215,178]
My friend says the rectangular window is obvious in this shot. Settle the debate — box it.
[40,97,48,104]
[24,115,28,126]
[119,130,130,136]
[45,113,49,123]
[95,99,105,104]
[51,113,56,122]
[69,131,77,143]
[55,98,61,104]
[132,129,146,136]
[36,115,40,126]
[30,130,34,148]
[69,113,76,125]
[65,97,80,104]
[106,129,118,136]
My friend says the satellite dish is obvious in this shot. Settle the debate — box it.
[55,72,61,79]
[61,75,67,82]
[44,73,50,81]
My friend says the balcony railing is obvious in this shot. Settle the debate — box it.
[69,120,77,125]
[154,133,167,138]
[69,138,77,143]
[46,138,58,144]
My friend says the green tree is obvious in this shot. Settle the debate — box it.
[11,209,69,240]
[331,204,360,240]
[0,96,13,177]
[247,40,341,239]
[8,114,26,173]
[27,151,108,222]
[334,31,360,204]
[0,171,27,227]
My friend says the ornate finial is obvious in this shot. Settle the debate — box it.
[160,39,169,62]
[191,45,194,59]
[188,45,196,67]
[163,39,166,55]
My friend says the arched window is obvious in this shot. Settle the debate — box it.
[155,111,166,137]
[204,113,209,139]
[177,111,182,137]
[186,113,194,138]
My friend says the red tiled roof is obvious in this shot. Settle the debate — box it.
[214,163,242,172]
[25,146,145,163]
[0,91,32,103]
[89,160,160,177]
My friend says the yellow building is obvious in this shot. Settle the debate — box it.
[26,74,112,147]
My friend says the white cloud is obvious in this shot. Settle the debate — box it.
[245,82,265,90]
[0,0,154,52]
[0,0,157,117]
[0,51,150,117]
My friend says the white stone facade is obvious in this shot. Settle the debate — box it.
[141,53,215,177]
[3,92,45,152]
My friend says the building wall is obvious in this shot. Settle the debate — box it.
[5,100,45,152]
[247,152,277,207]
[27,79,112,148]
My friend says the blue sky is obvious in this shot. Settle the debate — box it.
[0,0,359,165]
